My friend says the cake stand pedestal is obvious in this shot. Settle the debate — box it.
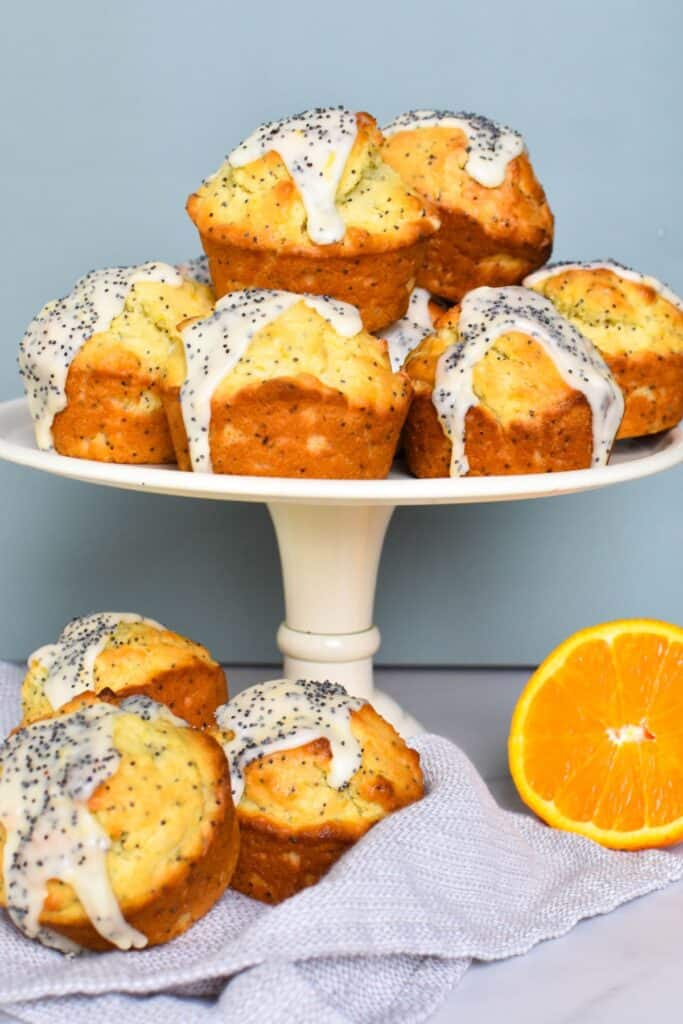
[0,396,681,736]
[268,502,413,730]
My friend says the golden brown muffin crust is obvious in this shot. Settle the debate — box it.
[527,266,683,438]
[188,112,437,255]
[0,694,238,951]
[200,236,430,334]
[52,279,214,463]
[162,298,413,478]
[403,307,595,476]
[164,376,411,478]
[221,702,423,903]
[52,353,175,463]
[381,125,553,302]
[187,111,439,331]
[22,620,227,730]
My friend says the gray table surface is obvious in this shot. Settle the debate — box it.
[229,665,682,1024]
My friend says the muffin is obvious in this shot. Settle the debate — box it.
[380,287,448,371]
[22,612,227,729]
[161,288,412,477]
[186,107,440,332]
[177,254,212,285]
[212,678,423,904]
[403,285,623,477]
[381,110,554,302]
[0,692,238,952]
[525,260,683,438]
[18,262,214,462]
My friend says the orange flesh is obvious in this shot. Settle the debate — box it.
[510,622,683,848]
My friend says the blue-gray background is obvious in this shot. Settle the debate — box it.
[0,0,680,663]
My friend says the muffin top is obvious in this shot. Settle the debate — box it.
[524,260,683,358]
[18,263,213,449]
[380,287,446,371]
[384,110,524,188]
[186,106,439,253]
[0,692,225,952]
[22,612,219,722]
[381,109,552,243]
[214,678,364,804]
[176,254,212,285]
[164,288,409,472]
[405,286,623,476]
[213,678,423,833]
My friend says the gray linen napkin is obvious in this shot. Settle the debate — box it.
[0,661,682,1024]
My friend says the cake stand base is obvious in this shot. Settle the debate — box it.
[268,502,423,736]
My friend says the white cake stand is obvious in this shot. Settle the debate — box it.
[1,395,682,736]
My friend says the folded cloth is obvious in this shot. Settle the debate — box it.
[0,661,682,1024]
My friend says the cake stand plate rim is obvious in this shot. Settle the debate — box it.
[0,396,680,507]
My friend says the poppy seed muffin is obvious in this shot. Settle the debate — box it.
[0,692,238,952]
[186,107,440,332]
[176,254,212,285]
[403,286,623,477]
[18,262,214,463]
[525,260,683,439]
[161,288,412,478]
[379,286,448,371]
[381,110,554,302]
[21,612,227,729]
[212,678,423,904]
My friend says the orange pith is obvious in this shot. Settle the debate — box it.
[508,619,683,849]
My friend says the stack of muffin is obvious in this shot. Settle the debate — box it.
[0,612,423,952]
[18,106,683,478]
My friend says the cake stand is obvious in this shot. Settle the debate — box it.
[1,395,682,736]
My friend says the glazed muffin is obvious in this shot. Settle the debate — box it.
[186,107,440,332]
[0,692,238,952]
[380,287,448,371]
[176,254,212,285]
[212,679,423,904]
[18,262,214,462]
[403,285,623,477]
[381,110,553,302]
[161,288,412,477]
[525,260,683,439]
[22,612,227,729]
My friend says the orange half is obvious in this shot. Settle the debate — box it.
[509,619,683,850]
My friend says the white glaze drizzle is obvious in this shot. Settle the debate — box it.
[30,612,164,712]
[433,286,624,476]
[214,678,364,805]
[228,107,358,244]
[0,696,181,954]
[381,288,438,371]
[179,288,363,472]
[18,263,183,450]
[176,254,211,286]
[383,109,524,188]
[524,259,683,312]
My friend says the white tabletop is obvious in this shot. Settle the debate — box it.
[228,664,683,1023]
